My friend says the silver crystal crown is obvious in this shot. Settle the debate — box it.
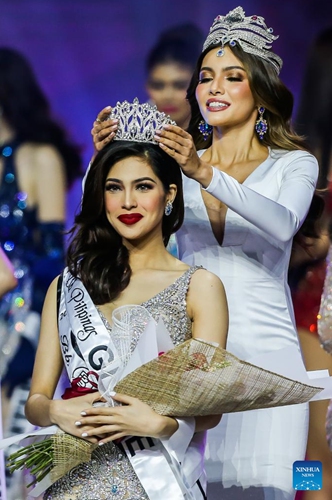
[202,6,283,74]
[108,98,176,144]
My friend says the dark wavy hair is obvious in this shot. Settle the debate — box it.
[186,43,324,240]
[67,140,184,304]
[0,47,82,187]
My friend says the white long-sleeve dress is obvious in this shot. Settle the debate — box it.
[176,148,318,499]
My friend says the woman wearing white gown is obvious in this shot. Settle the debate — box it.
[91,7,322,499]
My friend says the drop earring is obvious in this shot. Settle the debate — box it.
[198,120,212,140]
[165,201,173,216]
[255,106,268,139]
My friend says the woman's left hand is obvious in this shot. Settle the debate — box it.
[77,393,178,444]
[154,124,212,185]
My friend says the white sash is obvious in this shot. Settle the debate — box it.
[59,268,195,499]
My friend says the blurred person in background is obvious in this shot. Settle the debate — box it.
[145,23,204,131]
[291,26,332,500]
[0,47,82,499]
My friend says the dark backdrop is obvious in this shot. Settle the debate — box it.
[1,0,331,226]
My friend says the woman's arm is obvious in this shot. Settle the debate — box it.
[34,144,67,222]
[25,277,99,441]
[202,157,318,243]
[25,277,65,426]
[0,248,17,297]
[154,125,318,243]
[185,268,228,432]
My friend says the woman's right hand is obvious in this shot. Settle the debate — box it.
[91,106,119,153]
[50,393,102,444]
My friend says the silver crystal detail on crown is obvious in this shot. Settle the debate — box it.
[108,98,176,144]
[202,6,283,74]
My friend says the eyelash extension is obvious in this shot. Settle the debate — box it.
[136,183,154,191]
[198,77,212,84]
[105,183,120,192]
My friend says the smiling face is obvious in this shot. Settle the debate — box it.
[146,62,192,128]
[104,156,176,245]
[195,46,257,132]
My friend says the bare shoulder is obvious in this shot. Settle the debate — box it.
[34,143,64,170]
[18,142,61,160]
[190,267,225,292]
[46,274,61,300]
[17,142,64,178]
[187,267,227,316]
[187,268,228,346]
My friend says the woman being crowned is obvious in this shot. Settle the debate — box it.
[24,97,229,499]
[22,99,322,499]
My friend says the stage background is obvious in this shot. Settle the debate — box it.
[1,0,331,227]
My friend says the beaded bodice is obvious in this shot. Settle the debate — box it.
[100,266,201,347]
[141,266,201,344]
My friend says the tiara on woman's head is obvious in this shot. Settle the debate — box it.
[202,6,283,74]
[108,98,176,144]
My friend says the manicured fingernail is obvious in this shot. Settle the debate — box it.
[81,432,88,437]
[154,135,160,141]
[99,441,105,446]
[75,421,81,426]
[155,129,162,135]
[109,391,116,397]
[81,411,87,416]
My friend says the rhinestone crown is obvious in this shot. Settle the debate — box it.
[108,98,176,144]
[202,6,283,74]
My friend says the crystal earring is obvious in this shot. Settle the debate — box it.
[165,201,173,216]
[198,120,213,140]
[255,106,268,139]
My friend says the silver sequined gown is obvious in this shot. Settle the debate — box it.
[317,246,332,451]
[44,266,200,500]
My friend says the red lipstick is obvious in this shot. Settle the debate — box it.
[118,214,143,225]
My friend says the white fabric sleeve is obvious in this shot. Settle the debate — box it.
[160,417,195,464]
[203,152,318,242]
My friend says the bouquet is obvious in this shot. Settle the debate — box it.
[115,337,322,415]
[6,429,97,487]
[2,305,327,496]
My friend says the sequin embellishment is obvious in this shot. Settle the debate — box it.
[44,266,201,499]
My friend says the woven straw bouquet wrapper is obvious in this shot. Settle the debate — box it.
[115,338,321,416]
[4,337,322,494]
[50,432,97,483]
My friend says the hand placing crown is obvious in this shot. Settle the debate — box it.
[107,98,176,144]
